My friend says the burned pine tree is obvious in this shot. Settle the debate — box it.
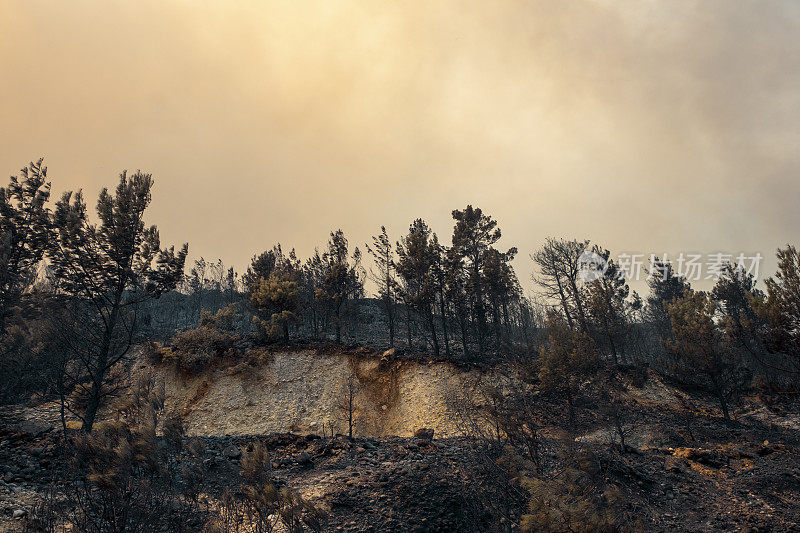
[49,171,187,431]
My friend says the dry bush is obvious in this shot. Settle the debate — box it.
[277,488,324,533]
[157,306,245,375]
[241,441,269,484]
[446,365,542,472]
[241,482,280,533]
[29,373,209,532]
[202,440,325,533]
[24,486,66,533]
[211,489,249,532]
[68,374,175,531]
[444,376,538,531]
[162,324,239,374]
[520,448,640,533]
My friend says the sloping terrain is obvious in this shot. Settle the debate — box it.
[2,349,800,531]
[2,421,799,532]
[154,349,491,438]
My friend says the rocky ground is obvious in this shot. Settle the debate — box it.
[2,408,800,531]
[2,358,800,532]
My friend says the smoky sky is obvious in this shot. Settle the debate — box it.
[2,0,799,292]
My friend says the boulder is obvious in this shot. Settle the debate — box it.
[223,445,242,460]
[413,428,434,441]
[295,452,313,465]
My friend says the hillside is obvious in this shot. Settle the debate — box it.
[2,347,800,532]
[154,349,488,438]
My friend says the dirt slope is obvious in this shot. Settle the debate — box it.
[156,350,486,437]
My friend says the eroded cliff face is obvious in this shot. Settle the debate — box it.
[157,350,487,437]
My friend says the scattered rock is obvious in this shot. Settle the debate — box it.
[757,442,776,457]
[413,428,434,442]
[294,452,312,465]
[223,445,242,460]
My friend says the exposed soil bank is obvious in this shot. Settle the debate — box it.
[157,350,486,437]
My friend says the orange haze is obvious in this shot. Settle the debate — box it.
[2,1,799,292]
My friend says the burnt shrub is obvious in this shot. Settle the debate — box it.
[161,308,242,374]
[27,373,208,532]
